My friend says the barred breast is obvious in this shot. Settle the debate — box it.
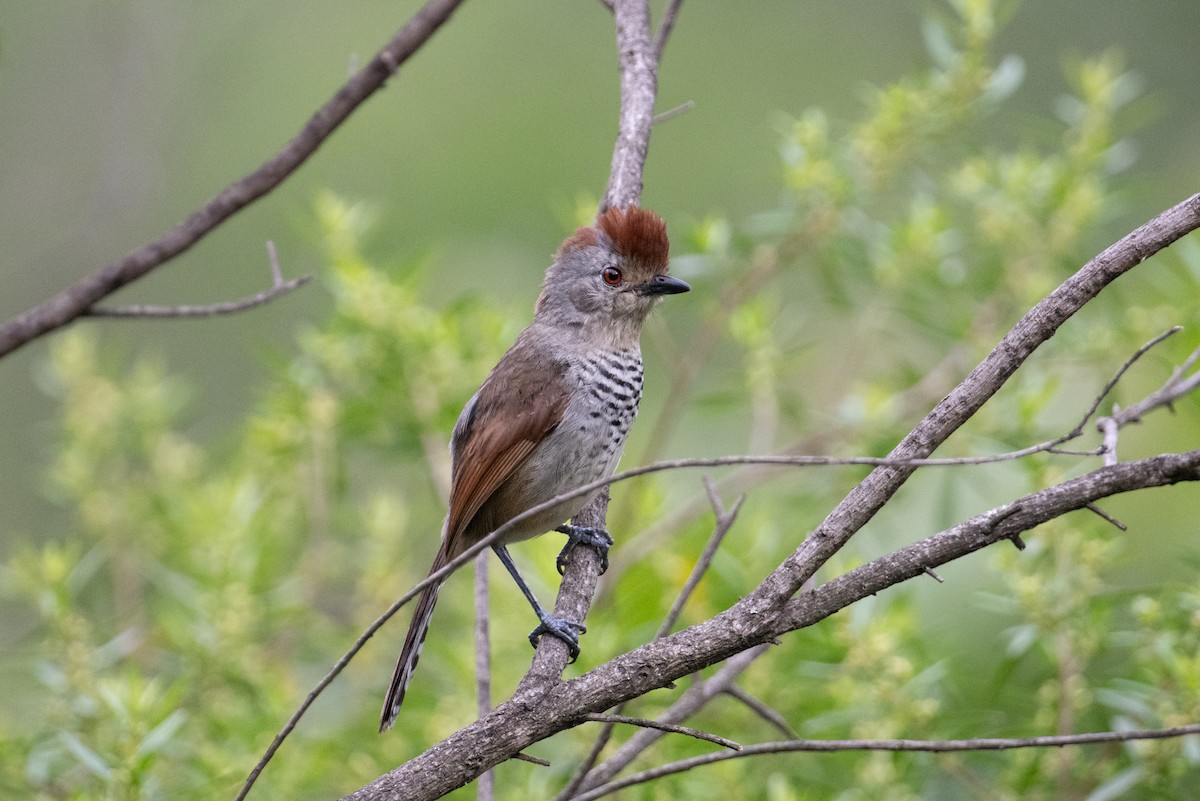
[498,346,644,542]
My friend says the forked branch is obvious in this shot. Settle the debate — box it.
[0,0,468,358]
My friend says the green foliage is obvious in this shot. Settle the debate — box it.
[3,1,1199,799]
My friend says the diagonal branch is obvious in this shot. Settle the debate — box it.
[0,0,468,359]
[744,192,1200,618]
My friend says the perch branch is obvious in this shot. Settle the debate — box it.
[558,479,744,799]
[338,192,1200,800]
[270,311,1200,801]
[342,452,1200,799]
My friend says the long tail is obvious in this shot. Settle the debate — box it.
[379,544,449,732]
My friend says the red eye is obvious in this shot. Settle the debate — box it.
[602,266,623,286]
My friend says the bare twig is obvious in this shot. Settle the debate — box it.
[512,753,551,767]
[575,645,771,794]
[474,552,494,801]
[722,685,797,739]
[582,713,740,750]
[87,242,311,318]
[0,0,468,358]
[569,724,1200,801]
[657,480,744,638]
[1097,336,1200,464]
[1074,327,1182,433]
[651,100,694,125]
[653,0,685,62]
[1084,502,1128,531]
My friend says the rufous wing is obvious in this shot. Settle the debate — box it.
[444,337,570,554]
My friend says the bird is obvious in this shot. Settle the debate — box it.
[379,205,690,732]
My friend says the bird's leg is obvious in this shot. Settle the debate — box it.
[554,524,614,575]
[492,544,586,662]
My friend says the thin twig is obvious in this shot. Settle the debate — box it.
[569,725,1200,801]
[474,552,494,801]
[88,242,311,318]
[1116,339,1200,424]
[575,646,770,794]
[658,480,744,638]
[653,0,685,62]
[512,753,551,767]
[722,685,797,739]
[0,0,468,358]
[84,275,311,318]
[1084,502,1128,531]
[1074,327,1182,432]
[583,713,740,751]
[651,100,694,125]
[1096,337,1200,465]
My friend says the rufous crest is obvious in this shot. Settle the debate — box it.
[561,206,670,272]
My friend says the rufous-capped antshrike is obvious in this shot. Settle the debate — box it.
[380,206,689,732]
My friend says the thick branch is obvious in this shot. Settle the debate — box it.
[344,450,1200,800]
[777,449,1200,634]
[746,192,1200,617]
[0,0,467,359]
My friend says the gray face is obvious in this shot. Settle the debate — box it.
[540,242,665,329]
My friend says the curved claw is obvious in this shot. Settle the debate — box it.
[528,615,587,663]
[555,525,614,575]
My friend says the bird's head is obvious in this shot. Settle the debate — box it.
[536,206,689,340]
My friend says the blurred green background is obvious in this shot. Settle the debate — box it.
[3,1,1200,800]
[2,0,1198,535]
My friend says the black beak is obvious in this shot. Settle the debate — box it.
[638,274,691,296]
